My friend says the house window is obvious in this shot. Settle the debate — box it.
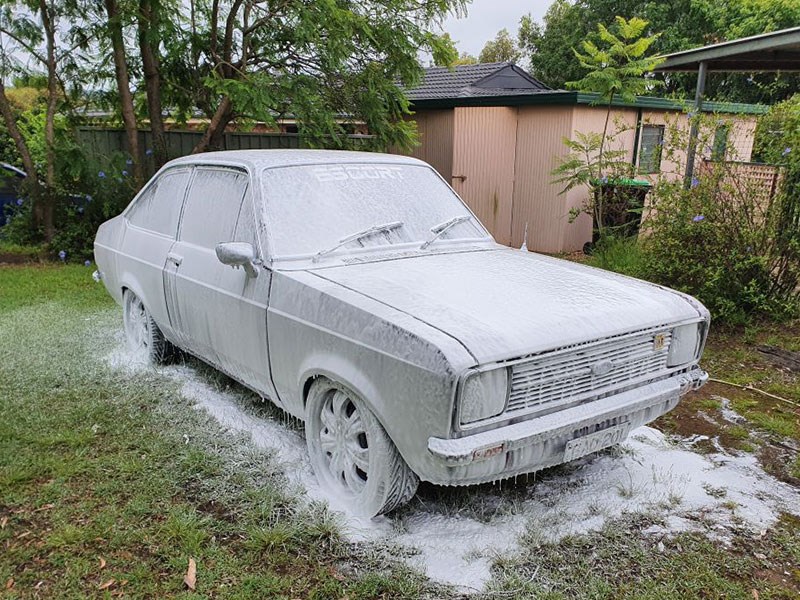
[712,125,729,161]
[638,125,664,174]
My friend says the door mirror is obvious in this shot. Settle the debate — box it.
[215,242,259,278]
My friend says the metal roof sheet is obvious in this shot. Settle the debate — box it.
[655,26,800,72]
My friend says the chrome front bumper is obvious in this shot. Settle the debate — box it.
[426,369,708,484]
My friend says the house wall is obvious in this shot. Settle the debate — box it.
[451,106,518,245]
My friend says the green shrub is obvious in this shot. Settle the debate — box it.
[639,165,799,324]
[1,149,136,262]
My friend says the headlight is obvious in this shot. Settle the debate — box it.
[667,322,700,366]
[460,367,509,425]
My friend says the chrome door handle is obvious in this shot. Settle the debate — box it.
[167,252,183,266]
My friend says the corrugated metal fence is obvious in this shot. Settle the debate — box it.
[76,127,372,177]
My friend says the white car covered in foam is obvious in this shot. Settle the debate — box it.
[94,150,709,516]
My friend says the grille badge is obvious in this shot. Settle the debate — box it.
[591,360,614,376]
[653,333,667,351]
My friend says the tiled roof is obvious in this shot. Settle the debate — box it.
[404,62,552,101]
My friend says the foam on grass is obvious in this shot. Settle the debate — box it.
[105,338,800,593]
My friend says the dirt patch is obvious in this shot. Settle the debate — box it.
[758,444,800,488]
[654,385,754,453]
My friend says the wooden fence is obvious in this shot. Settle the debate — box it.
[76,127,371,177]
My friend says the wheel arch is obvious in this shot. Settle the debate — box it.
[298,359,399,456]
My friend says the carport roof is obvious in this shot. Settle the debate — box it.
[655,26,800,72]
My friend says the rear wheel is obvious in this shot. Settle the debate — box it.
[122,290,174,363]
[305,378,418,517]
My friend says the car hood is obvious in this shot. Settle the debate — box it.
[311,248,703,365]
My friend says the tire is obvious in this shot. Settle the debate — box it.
[122,290,175,363]
[305,378,419,517]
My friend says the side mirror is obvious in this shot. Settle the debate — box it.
[215,242,259,278]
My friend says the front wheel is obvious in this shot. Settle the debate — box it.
[122,290,174,363]
[305,378,418,517]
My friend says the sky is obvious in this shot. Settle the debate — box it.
[439,0,554,58]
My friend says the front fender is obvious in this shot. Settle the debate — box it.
[268,270,474,480]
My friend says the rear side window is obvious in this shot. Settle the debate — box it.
[179,168,249,249]
[127,169,190,237]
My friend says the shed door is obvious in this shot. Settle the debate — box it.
[450,107,517,245]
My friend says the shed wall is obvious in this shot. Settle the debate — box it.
[451,107,518,245]
[511,106,573,252]
[404,109,455,182]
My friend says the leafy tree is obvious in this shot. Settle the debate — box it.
[432,34,476,67]
[519,0,588,88]
[478,28,521,64]
[519,0,800,104]
[453,52,478,66]
[553,17,662,238]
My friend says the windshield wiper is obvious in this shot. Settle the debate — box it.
[312,221,404,262]
[420,215,472,250]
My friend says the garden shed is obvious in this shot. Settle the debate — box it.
[398,63,765,253]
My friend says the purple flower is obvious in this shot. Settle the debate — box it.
[687,111,696,119]
[122,170,128,177]
[692,215,705,222]
[145,148,153,156]
[783,147,792,156]
[126,158,133,165]
[85,194,93,202]
[691,177,699,188]
[84,260,92,267]
[15,198,23,206]
[600,176,609,184]
[77,206,84,214]
[98,171,106,178]
[58,250,67,261]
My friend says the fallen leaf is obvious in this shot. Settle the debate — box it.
[34,581,44,589]
[752,590,759,600]
[1,516,7,529]
[33,504,55,513]
[99,556,107,569]
[98,579,115,590]
[184,558,197,590]
[5,578,14,590]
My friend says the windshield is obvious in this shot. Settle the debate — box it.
[260,163,489,258]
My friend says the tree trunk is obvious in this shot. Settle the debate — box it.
[0,79,42,224]
[39,0,58,241]
[105,0,144,186]
[191,96,232,154]
[138,0,167,167]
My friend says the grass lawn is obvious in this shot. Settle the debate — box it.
[1,263,799,599]
[0,265,430,598]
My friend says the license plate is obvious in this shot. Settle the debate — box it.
[563,424,631,462]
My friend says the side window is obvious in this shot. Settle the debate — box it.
[127,170,190,237]
[638,125,664,174]
[179,168,249,249]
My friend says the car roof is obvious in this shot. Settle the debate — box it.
[165,149,427,171]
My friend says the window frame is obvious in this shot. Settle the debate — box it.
[176,165,259,256]
[124,166,193,239]
[637,124,665,175]
[711,125,730,162]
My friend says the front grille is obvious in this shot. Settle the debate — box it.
[505,328,672,415]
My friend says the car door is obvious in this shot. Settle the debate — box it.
[164,166,273,396]
[119,167,192,339]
